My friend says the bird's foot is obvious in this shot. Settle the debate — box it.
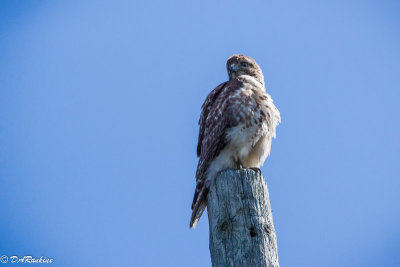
[234,161,244,170]
[250,167,261,174]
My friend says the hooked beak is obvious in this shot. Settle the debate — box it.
[229,64,238,72]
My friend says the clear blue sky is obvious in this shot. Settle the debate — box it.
[1,1,399,266]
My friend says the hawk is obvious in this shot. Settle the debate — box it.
[190,55,281,228]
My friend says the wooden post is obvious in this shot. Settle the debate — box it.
[207,169,279,267]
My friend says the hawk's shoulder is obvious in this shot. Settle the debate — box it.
[196,80,243,157]
[197,81,224,156]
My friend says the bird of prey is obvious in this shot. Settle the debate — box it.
[190,55,281,228]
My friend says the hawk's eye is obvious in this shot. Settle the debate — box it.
[241,62,249,68]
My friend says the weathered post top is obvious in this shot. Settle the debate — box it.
[207,169,279,267]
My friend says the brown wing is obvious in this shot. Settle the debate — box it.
[190,79,242,228]
[197,82,227,157]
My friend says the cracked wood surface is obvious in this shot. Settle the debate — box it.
[207,169,279,267]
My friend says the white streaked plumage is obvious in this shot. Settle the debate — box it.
[190,55,280,228]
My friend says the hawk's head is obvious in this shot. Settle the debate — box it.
[226,55,264,85]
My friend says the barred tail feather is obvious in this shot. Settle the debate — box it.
[190,187,208,228]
